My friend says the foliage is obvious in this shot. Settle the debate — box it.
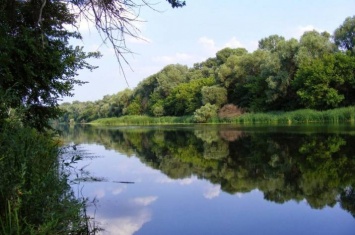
[193,103,218,123]
[0,123,96,234]
[293,54,345,109]
[334,16,355,54]
[59,15,355,123]
[164,77,215,116]
[0,0,101,130]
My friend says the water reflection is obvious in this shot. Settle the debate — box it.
[60,124,355,234]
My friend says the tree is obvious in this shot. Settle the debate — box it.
[201,85,227,107]
[164,77,215,116]
[258,34,285,52]
[334,16,355,54]
[0,0,100,130]
[295,30,337,64]
[293,54,345,109]
[0,0,184,130]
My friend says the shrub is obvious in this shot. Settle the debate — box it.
[194,103,218,123]
[218,104,245,119]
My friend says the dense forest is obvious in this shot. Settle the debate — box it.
[59,15,355,123]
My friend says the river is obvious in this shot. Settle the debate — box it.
[59,124,355,235]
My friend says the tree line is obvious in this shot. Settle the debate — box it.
[59,15,355,123]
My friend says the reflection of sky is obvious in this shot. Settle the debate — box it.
[71,144,355,235]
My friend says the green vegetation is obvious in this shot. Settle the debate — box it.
[232,106,355,124]
[0,0,184,233]
[60,15,355,124]
[0,123,98,234]
[91,115,194,125]
[90,106,355,125]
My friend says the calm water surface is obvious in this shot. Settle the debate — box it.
[60,124,355,235]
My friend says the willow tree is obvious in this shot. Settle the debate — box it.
[0,0,185,130]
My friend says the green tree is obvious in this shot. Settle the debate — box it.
[334,16,355,54]
[0,0,184,130]
[0,0,100,130]
[164,77,215,116]
[216,47,248,65]
[258,34,285,52]
[293,54,345,109]
[296,30,336,64]
[201,85,227,107]
[156,64,189,97]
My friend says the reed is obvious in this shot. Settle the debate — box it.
[0,123,97,234]
[91,115,194,125]
[231,106,355,124]
[90,107,355,125]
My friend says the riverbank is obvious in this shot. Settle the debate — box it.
[90,106,355,126]
[0,123,97,234]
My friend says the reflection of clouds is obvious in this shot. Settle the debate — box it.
[204,185,221,199]
[91,195,158,235]
[179,178,194,185]
[156,176,196,185]
[97,210,152,235]
[112,186,126,195]
[131,196,158,206]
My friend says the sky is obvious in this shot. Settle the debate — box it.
[62,0,355,103]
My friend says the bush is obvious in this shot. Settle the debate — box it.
[218,104,245,118]
[194,103,218,123]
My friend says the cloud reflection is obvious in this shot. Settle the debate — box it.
[131,196,158,206]
[203,185,221,199]
[156,176,196,185]
[96,210,152,235]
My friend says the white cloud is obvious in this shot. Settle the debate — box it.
[96,210,152,235]
[203,185,221,199]
[198,36,218,53]
[131,196,158,206]
[224,37,244,48]
[152,53,197,65]
[198,36,248,56]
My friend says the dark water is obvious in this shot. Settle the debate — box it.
[60,124,355,235]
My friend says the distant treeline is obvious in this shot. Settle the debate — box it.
[59,16,355,123]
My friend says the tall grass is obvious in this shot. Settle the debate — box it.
[91,115,194,126]
[0,122,97,234]
[89,107,355,126]
[231,106,355,124]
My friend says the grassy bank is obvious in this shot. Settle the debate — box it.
[0,123,96,234]
[91,115,194,125]
[230,106,355,124]
[90,106,355,126]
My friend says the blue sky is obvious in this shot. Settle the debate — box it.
[63,0,355,103]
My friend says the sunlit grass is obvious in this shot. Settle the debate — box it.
[90,107,355,125]
[91,115,194,125]
[230,106,355,124]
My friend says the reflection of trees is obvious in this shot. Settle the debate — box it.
[60,125,355,217]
